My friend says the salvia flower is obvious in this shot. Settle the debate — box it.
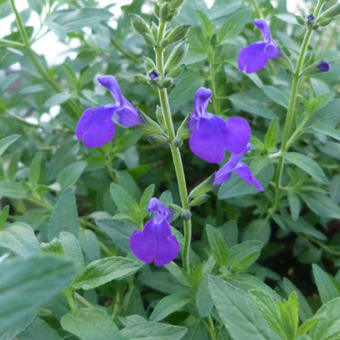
[213,144,263,191]
[149,70,159,79]
[238,19,280,74]
[188,87,251,163]
[76,75,141,148]
[307,14,315,22]
[317,60,331,72]
[129,198,179,266]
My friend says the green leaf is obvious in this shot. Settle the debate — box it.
[277,292,299,340]
[309,297,340,340]
[285,152,328,184]
[72,256,143,290]
[229,92,276,119]
[0,181,27,199]
[150,292,193,322]
[56,161,87,190]
[139,184,155,218]
[0,255,76,334]
[196,276,214,317]
[196,10,214,38]
[0,312,37,340]
[120,320,187,340]
[208,276,280,340]
[263,86,289,108]
[288,192,301,221]
[280,278,313,322]
[44,93,71,107]
[61,308,122,340]
[96,219,135,254]
[0,223,40,258]
[169,71,204,111]
[47,188,79,240]
[249,289,284,338]
[312,264,339,304]
[300,193,340,219]
[19,317,62,340]
[110,183,140,224]
[206,224,228,267]
[59,231,85,271]
[29,152,43,187]
[229,240,263,273]
[311,122,340,142]
[218,9,251,44]
[0,134,20,156]
[242,219,271,244]
[0,205,9,230]
[264,118,280,150]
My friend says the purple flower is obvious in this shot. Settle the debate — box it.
[188,87,251,163]
[76,75,141,148]
[307,14,315,22]
[213,144,263,191]
[129,198,179,266]
[149,71,159,79]
[317,60,331,72]
[238,19,280,74]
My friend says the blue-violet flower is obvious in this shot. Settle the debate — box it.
[189,87,251,163]
[238,19,280,74]
[129,198,179,266]
[317,60,331,72]
[76,75,141,148]
[213,144,263,191]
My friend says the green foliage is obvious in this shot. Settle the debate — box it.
[1,0,340,338]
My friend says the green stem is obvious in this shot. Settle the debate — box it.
[250,0,263,18]
[9,0,80,118]
[75,292,94,308]
[65,289,77,313]
[110,38,139,63]
[208,51,220,115]
[155,20,192,273]
[0,38,25,49]
[271,0,324,213]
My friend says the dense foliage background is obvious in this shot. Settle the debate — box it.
[0,0,339,339]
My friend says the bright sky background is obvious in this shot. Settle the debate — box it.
[1,0,306,65]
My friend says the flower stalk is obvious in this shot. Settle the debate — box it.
[155,19,192,273]
[9,0,80,118]
[272,0,325,213]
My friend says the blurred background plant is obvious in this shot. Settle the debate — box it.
[0,0,339,339]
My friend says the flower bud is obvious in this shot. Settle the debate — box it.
[318,17,333,26]
[181,210,191,220]
[173,137,182,147]
[317,60,331,72]
[190,194,209,207]
[160,3,171,21]
[138,110,164,136]
[164,42,187,74]
[143,57,156,72]
[176,115,191,140]
[134,74,149,84]
[167,66,182,78]
[318,3,340,22]
[146,134,168,145]
[154,3,160,17]
[130,14,150,35]
[161,78,173,88]
[189,175,214,199]
[297,16,306,25]
[143,33,156,46]
[166,24,191,44]
[170,0,184,9]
